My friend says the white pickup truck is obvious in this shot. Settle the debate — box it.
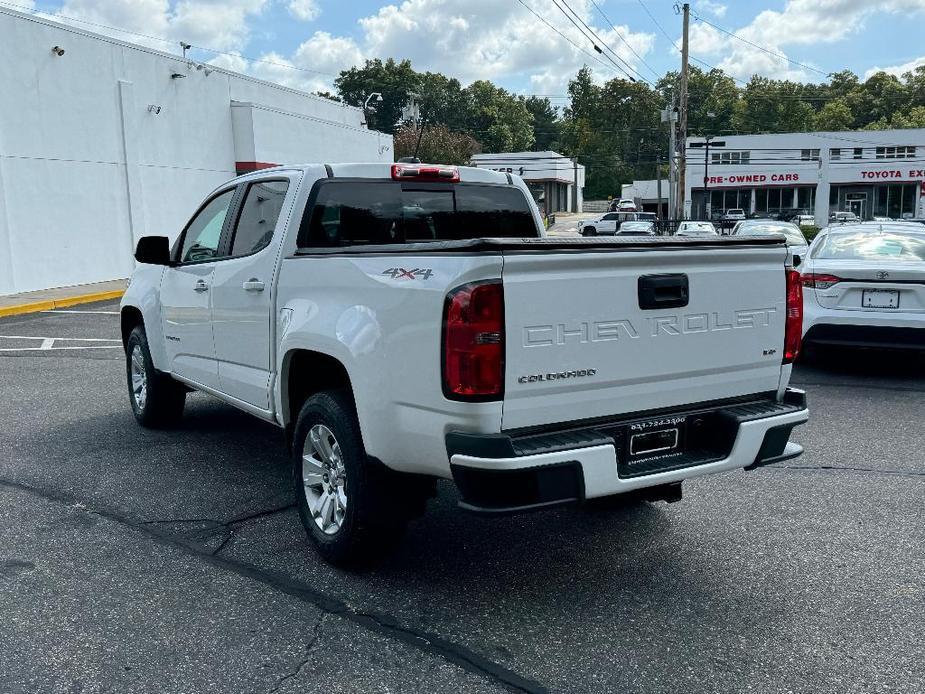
[121,163,809,565]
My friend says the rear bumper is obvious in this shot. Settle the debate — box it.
[448,390,808,513]
[803,324,925,350]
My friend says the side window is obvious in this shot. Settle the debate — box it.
[230,180,290,257]
[180,189,235,263]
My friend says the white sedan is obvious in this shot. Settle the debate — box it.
[732,220,810,267]
[676,221,717,237]
[801,225,925,353]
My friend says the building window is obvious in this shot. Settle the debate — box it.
[853,147,863,159]
[876,146,916,159]
[830,148,841,161]
[712,151,750,165]
[801,149,820,161]
[797,187,815,212]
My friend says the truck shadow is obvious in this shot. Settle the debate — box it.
[793,346,925,385]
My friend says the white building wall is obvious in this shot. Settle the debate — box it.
[684,129,925,223]
[0,8,391,296]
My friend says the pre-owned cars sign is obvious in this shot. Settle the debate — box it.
[705,173,801,185]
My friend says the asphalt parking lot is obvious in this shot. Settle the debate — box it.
[1,300,923,694]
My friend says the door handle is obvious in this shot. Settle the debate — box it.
[243,278,265,292]
[193,280,209,293]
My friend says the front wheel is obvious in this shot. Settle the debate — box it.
[126,326,186,427]
[584,226,597,236]
[292,390,412,566]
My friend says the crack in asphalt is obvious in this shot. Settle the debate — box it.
[763,464,925,478]
[0,477,547,694]
[142,504,296,556]
[267,614,325,694]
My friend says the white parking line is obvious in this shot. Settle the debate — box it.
[0,335,122,353]
[0,345,121,352]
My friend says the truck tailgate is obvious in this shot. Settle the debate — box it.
[501,243,789,430]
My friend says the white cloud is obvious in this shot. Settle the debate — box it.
[865,55,925,79]
[353,0,654,94]
[688,22,724,56]
[697,1,726,18]
[288,0,319,22]
[684,0,925,82]
[40,0,268,53]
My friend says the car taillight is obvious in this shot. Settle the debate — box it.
[783,269,802,364]
[443,281,504,399]
[801,273,841,290]
[391,163,459,182]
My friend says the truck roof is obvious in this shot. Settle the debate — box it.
[233,163,512,185]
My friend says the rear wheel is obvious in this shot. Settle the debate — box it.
[292,390,426,566]
[125,326,186,427]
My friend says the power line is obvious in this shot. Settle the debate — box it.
[513,0,621,76]
[547,0,640,82]
[551,0,649,84]
[589,0,662,81]
[689,8,829,77]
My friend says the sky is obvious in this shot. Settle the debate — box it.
[5,0,925,103]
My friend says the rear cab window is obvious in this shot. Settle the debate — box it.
[297,181,539,248]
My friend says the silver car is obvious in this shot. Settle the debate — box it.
[732,220,809,267]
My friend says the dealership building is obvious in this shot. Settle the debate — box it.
[470,151,585,215]
[0,6,392,296]
[684,129,925,225]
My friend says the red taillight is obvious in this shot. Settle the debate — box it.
[801,273,841,290]
[391,163,459,182]
[784,269,803,364]
[443,281,504,399]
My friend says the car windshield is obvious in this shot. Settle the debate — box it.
[734,223,806,245]
[812,232,925,261]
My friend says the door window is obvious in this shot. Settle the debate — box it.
[230,180,290,257]
[179,189,235,263]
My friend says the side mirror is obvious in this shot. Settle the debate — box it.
[135,236,171,265]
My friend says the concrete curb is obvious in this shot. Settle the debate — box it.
[0,289,125,318]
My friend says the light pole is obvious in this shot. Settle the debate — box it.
[362,92,383,127]
[689,135,725,221]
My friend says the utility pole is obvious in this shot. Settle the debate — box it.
[677,3,690,219]
[661,104,678,218]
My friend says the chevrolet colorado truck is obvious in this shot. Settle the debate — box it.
[121,163,809,565]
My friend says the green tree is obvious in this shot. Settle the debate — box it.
[334,58,419,133]
[813,98,854,131]
[658,66,737,136]
[521,96,561,151]
[732,77,815,133]
[846,72,909,128]
[462,81,534,152]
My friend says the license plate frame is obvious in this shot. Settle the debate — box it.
[629,427,680,457]
[862,289,899,309]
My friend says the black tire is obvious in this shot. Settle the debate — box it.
[292,390,417,566]
[125,326,186,428]
[584,226,597,236]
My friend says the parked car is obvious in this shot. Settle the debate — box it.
[801,225,925,354]
[676,221,717,237]
[610,198,637,212]
[120,162,808,565]
[722,208,747,223]
[829,211,860,224]
[732,220,809,267]
[579,212,636,236]
[616,221,655,235]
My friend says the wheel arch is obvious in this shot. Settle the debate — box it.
[121,305,144,348]
[281,348,357,444]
